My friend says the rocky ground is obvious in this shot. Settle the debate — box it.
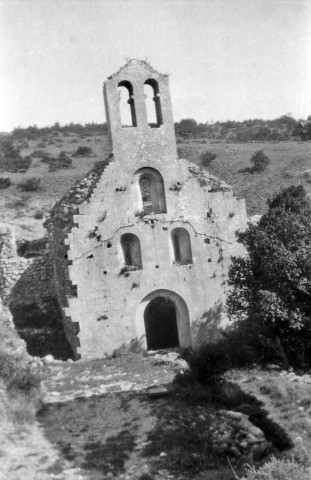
[2,348,311,480]
[18,353,303,480]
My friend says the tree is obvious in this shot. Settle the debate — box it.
[250,150,271,172]
[175,118,198,136]
[226,185,311,367]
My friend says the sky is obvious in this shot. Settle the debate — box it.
[1,0,311,131]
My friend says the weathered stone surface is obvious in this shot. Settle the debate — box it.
[44,59,248,360]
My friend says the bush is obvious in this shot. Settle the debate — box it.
[53,151,72,170]
[0,140,32,173]
[73,145,93,156]
[18,177,41,192]
[0,139,20,160]
[241,456,311,480]
[250,150,271,172]
[200,150,217,167]
[41,151,72,171]
[0,155,32,173]
[0,177,11,189]
[180,343,231,384]
[34,210,44,220]
[31,149,46,158]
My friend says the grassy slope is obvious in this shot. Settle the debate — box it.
[233,368,311,466]
[0,132,310,240]
[177,138,311,216]
[0,133,111,240]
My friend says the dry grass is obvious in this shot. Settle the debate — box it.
[177,138,311,216]
[1,132,310,240]
[232,368,311,455]
[0,133,111,239]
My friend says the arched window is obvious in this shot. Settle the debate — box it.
[121,233,142,268]
[117,81,137,127]
[144,79,162,128]
[136,167,167,215]
[171,228,192,265]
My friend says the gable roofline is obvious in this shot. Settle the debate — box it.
[107,58,169,81]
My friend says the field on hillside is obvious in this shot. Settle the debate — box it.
[178,138,311,216]
[0,132,111,240]
[0,130,310,241]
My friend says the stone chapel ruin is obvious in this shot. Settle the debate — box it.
[44,60,247,360]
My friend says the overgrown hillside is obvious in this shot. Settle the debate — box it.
[0,122,310,241]
[177,138,311,216]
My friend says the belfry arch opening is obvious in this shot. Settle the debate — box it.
[144,79,162,128]
[171,228,193,265]
[120,233,142,268]
[117,81,137,127]
[135,167,167,215]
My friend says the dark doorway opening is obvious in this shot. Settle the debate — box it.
[144,297,179,350]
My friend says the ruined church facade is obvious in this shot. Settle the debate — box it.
[46,60,247,360]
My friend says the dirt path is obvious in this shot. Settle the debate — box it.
[38,354,237,480]
[39,356,310,480]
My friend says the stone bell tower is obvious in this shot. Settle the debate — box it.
[103,59,177,164]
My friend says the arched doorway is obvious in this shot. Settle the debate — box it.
[135,289,191,351]
[144,297,179,350]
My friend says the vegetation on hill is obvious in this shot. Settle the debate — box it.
[0,139,32,173]
[5,114,310,143]
[174,115,310,142]
[0,118,310,232]
[11,122,108,140]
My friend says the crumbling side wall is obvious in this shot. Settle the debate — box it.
[0,224,30,303]
[0,223,72,358]
[44,157,112,359]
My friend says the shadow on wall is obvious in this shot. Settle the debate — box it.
[191,301,224,348]
[112,336,147,357]
[9,259,73,360]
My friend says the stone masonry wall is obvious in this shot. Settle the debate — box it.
[0,224,31,303]
[63,157,247,359]
[48,60,248,360]
[0,224,59,330]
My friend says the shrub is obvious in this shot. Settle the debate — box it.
[240,456,311,480]
[73,145,93,156]
[36,142,47,148]
[0,177,11,189]
[31,149,46,158]
[250,150,271,172]
[0,139,20,160]
[34,210,44,220]
[18,177,41,192]
[180,343,231,384]
[0,140,32,172]
[53,151,72,170]
[18,140,29,149]
[41,151,72,171]
[200,150,217,167]
[0,155,32,173]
